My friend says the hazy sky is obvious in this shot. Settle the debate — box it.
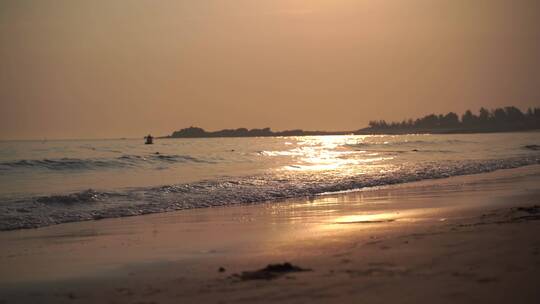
[1,0,539,139]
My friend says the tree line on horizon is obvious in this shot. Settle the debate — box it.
[168,106,540,138]
[366,106,540,132]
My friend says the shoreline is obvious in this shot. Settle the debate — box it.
[1,165,540,303]
[3,158,540,232]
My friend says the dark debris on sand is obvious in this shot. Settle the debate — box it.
[515,205,540,214]
[524,144,540,151]
[457,205,540,228]
[510,205,540,222]
[231,262,311,281]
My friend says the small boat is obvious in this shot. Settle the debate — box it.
[145,134,154,144]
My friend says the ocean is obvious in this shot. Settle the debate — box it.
[1,132,539,230]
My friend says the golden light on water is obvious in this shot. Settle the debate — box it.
[262,135,394,173]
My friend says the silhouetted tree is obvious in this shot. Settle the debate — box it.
[493,108,506,123]
[478,107,490,125]
[440,112,459,127]
[461,110,477,126]
[504,106,524,122]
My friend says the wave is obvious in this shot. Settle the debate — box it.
[0,154,211,171]
[35,189,111,205]
[0,158,129,171]
[1,155,538,231]
[346,139,472,150]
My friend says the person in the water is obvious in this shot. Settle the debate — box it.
[145,134,153,144]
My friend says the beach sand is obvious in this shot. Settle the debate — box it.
[1,166,540,303]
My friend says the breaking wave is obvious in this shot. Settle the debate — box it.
[1,155,538,231]
[0,154,211,172]
[346,139,473,150]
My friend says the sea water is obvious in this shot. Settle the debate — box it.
[1,132,539,230]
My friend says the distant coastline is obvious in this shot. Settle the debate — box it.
[165,106,540,138]
[163,127,352,138]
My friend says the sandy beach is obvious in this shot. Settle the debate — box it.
[1,165,540,303]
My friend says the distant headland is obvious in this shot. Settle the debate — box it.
[165,127,351,138]
[165,106,540,138]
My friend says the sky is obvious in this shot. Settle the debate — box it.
[1,0,539,140]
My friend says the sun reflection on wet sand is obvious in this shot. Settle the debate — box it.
[256,189,440,248]
[334,213,399,224]
[302,208,435,238]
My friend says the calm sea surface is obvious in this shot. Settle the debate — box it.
[1,132,539,230]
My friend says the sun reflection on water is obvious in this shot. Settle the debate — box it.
[261,135,395,174]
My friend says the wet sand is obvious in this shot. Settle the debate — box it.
[1,166,540,303]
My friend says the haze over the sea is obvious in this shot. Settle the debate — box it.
[1,0,539,140]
